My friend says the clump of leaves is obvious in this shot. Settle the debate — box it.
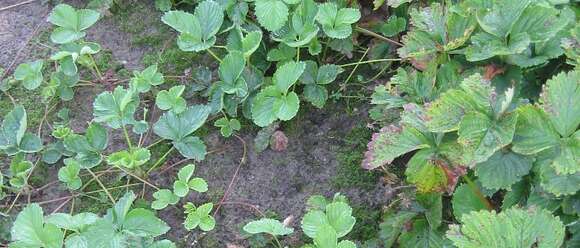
[301,194,357,248]
[10,192,174,247]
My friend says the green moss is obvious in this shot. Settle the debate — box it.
[0,87,46,128]
[347,206,381,241]
[332,126,380,189]
[141,46,200,75]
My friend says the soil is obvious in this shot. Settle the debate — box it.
[0,1,393,247]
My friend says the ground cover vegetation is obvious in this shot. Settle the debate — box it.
[0,0,579,247]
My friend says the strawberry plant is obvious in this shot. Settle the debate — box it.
[1,0,579,247]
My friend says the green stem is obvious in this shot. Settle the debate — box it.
[88,54,103,80]
[122,125,133,150]
[272,236,283,248]
[147,147,175,174]
[339,58,401,67]
[296,47,300,62]
[146,139,165,149]
[207,49,223,63]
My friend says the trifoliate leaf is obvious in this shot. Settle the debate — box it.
[219,51,247,96]
[447,207,565,248]
[58,159,82,190]
[214,117,241,137]
[14,60,44,90]
[156,85,186,113]
[107,148,151,169]
[426,74,492,133]
[162,1,223,52]
[184,203,215,231]
[316,3,360,39]
[10,204,64,248]
[362,125,430,170]
[151,189,179,210]
[93,86,138,129]
[254,0,289,32]
[251,62,304,127]
[301,202,355,239]
[451,183,488,221]
[50,42,101,76]
[131,64,164,93]
[243,218,294,236]
[475,150,533,191]
[48,4,100,44]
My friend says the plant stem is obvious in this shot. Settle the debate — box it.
[147,147,175,174]
[115,166,160,190]
[296,47,300,62]
[340,47,370,93]
[355,26,403,46]
[88,53,103,80]
[207,49,223,63]
[146,138,165,149]
[339,58,401,67]
[122,125,133,150]
[86,168,116,204]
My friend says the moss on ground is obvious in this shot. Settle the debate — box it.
[332,125,380,189]
[348,205,382,241]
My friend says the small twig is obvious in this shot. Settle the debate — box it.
[206,49,223,63]
[355,26,403,46]
[339,58,400,67]
[116,166,160,190]
[86,168,116,204]
[213,134,247,217]
[0,0,40,12]
[340,47,370,93]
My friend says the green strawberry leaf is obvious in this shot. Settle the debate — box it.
[131,64,164,93]
[362,125,430,170]
[93,86,139,129]
[48,4,100,44]
[14,60,44,90]
[254,0,289,32]
[451,183,488,221]
[243,218,294,236]
[540,70,580,138]
[10,204,64,248]
[447,207,565,248]
[162,1,223,52]
[107,148,151,169]
[475,150,533,191]
[58,159,82,190]
[152,189,179,210]
[153,105,211,141]
[219,51,247,96]
[316,3,360,39]
[173,136,207,161]
[156,85,187,114]
[214,117,241,137]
